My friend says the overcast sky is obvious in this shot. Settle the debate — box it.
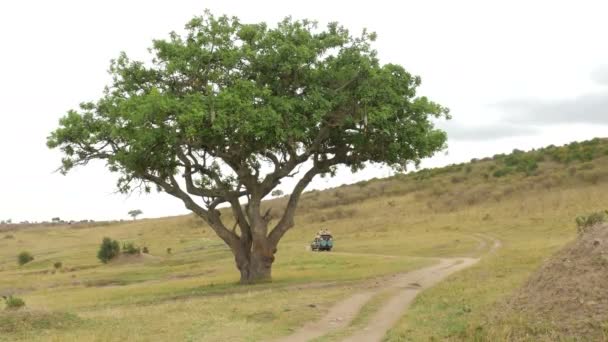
[1,0,607,222]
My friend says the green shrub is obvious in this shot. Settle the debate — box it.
[575,211,607,234]
[53,261,62,270]
[122,242,140,255]
[17,251,34,266]
[142,246,149,254]
[519,160,538,176]
[3,296,25,310]
[493,168,511,178]
[166,247,172,254]
[97,237,120,263]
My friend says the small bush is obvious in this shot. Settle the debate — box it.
[3,234,14,239]
[575,211,607,234]
[53,262,62,270]
[3,296,25,310]
[493,168,511,178]
[166,248,172,255]
[17,251,34,266]
[122,242,140,255]
[142,246,149,254]
[270,189,284,197]
[97,237,120,263]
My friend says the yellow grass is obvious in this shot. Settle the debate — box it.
[1,139,608,341]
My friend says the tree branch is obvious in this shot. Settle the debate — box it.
[139,171,239,246]
[267,149,347,246]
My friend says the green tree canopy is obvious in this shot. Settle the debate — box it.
[48,12,450,283]
[271,189,284,197]
[128,209,143,220]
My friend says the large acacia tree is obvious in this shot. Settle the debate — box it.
[48,13,449,284]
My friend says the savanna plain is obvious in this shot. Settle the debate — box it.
[2,138,608,341]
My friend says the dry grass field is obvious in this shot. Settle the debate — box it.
[1,138,607,341]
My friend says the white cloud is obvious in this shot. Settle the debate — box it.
[495,65,608,125]
[440,121,538,141]
[498,93,608,125]
[591,66,608,86]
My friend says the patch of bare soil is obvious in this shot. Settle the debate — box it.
[278,257,481,342]
[276,234,501,342]
[342,257,479,342]
[507,224,608,339]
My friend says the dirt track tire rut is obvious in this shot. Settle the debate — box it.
[277,234,500,342]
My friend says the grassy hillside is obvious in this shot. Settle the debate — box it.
[1,137,607,341]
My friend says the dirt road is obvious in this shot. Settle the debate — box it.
[278,235,500,342]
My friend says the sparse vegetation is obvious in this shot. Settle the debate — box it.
[17,251,34,266]
[0,311,82,334]
[467,218,608,341]
[97,237,120,263]
[122,242,140,255]
[576,210,607,234]
[3,296,25,310]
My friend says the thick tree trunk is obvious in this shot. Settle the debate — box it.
[236,245,275,284]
